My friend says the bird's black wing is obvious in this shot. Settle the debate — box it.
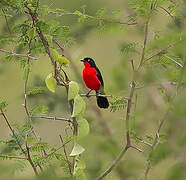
[94,66,104,87]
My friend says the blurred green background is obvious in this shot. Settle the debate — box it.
[1,0,186,180]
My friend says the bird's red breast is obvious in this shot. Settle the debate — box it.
[82,62,101,91]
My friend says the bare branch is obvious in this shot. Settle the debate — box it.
[0,48,38,60]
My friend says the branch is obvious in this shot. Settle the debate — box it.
[0,155,27,160]
[164,55,183,68]
[25,135,39,176]
[159,6,174,19]
[0,109,25,154]
[31,116,72,123]
[97,8,152,178]
[144,61,186,180]
[138,18,150,69]
[0,48,38,60]
[96,146,129,180]
[143,44,175,64]
[79,94,113,98]
[49,11,137,26]
[59,135,73,178]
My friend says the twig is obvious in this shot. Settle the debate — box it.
[138,140,152,147]
[143,44,175,64]
[164,55,183,68]
[130,145,143,152]
[31,116,72,123]
[0,109,25,154]
[159,6,174,19]
[50,11,137,26]
[25,135,39,176]
[44,139,72,159]
[0,48,38,60]
[0,155,27,160]
[138,18,150,69]
[96,145,129,180]
[23,41,41,142]
[59,135,73,179]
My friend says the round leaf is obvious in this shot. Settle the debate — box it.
[68,81,79,100]
[45,73,56,93]
[72,95,86,117]
[70,143,85,156]
[77,118,90,138]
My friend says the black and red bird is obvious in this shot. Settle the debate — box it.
[81,57,109,109]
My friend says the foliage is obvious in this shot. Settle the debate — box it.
[0,0,186,180]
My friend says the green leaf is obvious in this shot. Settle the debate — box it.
[70,143,85,156]
[45,73,56,93]
[68,81,79,100]
[77,118,90,138]
[57,56,70,65]
[50,48,69,65]
[72,95,86,117]
[74,156,86,176]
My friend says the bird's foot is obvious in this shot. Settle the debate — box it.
[85,90,92,98]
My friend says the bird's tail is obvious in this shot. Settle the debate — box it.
[96,91,109,109]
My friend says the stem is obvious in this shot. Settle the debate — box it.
[59,135,73,179]
[138,18,150,69]
[25,135,39,176]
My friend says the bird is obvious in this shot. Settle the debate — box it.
[80,57,109,109]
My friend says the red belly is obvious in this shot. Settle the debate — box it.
[83,68,101,91]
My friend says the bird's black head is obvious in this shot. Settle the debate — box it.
[80,57,96,67]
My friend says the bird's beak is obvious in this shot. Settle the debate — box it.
[80,59,85,62]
